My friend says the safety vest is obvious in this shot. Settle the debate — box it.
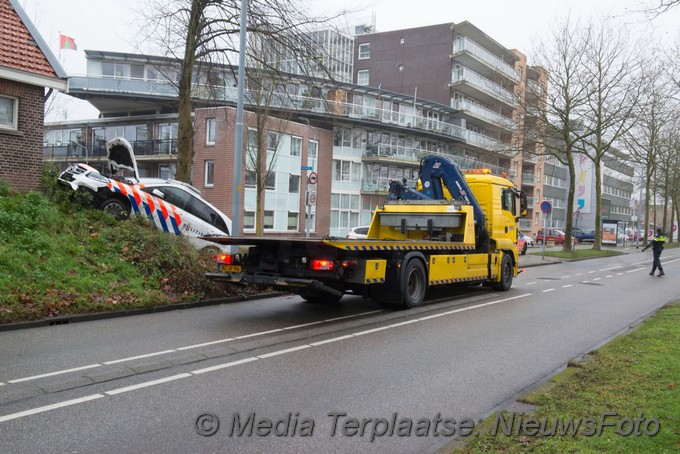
[653,234,667,243]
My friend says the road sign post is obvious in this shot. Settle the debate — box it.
[540,200,553,260]
[306,172,318,239]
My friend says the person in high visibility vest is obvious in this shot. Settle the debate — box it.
[642,228,667,277]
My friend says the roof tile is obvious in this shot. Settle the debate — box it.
[0,0,58,78]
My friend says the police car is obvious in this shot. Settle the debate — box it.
[58,137,231,251]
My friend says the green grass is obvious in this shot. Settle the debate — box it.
[0,170,244,324]
[529,249,625,259]
[454,301,680,453]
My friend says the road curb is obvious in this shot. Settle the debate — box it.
[0,292,283,332]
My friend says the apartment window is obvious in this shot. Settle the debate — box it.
[358,43,371,60]
[244,211,255,229]
[289,174,300,193]
[357,69,369,86]
[330,193,360,230]
[245,169,256,188]
[400,37,405,44]
[206,118,216,145]
[130,64,144,79]
[287,212,299,231]
[264,210,274,229]
[308,139,318,161]
[204,160,214,187]
[267,131,279,151]
[290,136,302,156]
[0,96,18,131]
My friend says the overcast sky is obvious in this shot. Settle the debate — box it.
[19,0,679,120]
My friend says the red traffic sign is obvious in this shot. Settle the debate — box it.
[308,172,318,185]
[540,200,552,214]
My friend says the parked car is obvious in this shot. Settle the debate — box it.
[574,229,596,243]
[346,226,370,239]
[534,228,567,245]
[58,138,232,251]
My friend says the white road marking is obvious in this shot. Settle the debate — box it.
[105,373,191,395]
[283,310,383,330]
[176,338,235,351]
[562,284,573,288]
[617,272,624,276]
[561,275,571,279]
[235,329,283,339]
[575,273,583,276]
[542,288,555,293]
[3,310,386,385]
[0,294,535,423]
[257,345,310,359]
[606,275,613,278]
[582,281,589,283]
[0,395,103,423]
[600,266,621,271]
[626,268,645,273]
[593,278,601,281]
[103,350,176,365]
[7,364,102,384]
[191,357,258,374]
[353,325,393,336]
[526,282,537,285]
[588,271,597,274]
[309,335,354,347]
[389,319,420,328]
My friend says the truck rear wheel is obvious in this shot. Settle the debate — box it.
[400,259,427,308]
[492,254,513,291]
[298,289,343,305]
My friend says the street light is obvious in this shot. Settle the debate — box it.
[298,117,316,239]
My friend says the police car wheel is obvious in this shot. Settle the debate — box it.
[101,198,130,220]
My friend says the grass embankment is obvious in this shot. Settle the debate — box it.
[530,248,625,260]
[0,171,243,325]
[455,301,680,453]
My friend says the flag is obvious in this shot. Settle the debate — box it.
[59,34,77,50]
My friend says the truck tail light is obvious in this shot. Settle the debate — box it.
[341,260,357,268]
[215,254,241,265]
[311,259,334,271]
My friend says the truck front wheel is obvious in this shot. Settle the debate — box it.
[400,259,427,308]
[492,254,513,291]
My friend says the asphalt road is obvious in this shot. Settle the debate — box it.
[0,250,678,453]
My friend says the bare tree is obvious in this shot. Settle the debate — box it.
[576,18,643,250]
[243,56,295,235]
[623,60,676,246]
[140,0,345,184]
[524,15,594,252]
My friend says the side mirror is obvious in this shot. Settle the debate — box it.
[519,192,528,218]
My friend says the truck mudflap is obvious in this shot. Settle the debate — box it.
[205,273,344,298]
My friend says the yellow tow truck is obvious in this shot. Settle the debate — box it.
[206,155,527,308]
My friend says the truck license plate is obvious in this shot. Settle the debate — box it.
[219,265,242,273]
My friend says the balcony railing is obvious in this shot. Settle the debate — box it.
[522,173,536,185]
[450,99,515,129]
[69,73,518,155]
[526,197,534,208]
[451,67,517,106]
[44,139,179,159]
[452,38,520,83]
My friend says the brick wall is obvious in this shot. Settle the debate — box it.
[0,80,44,192]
